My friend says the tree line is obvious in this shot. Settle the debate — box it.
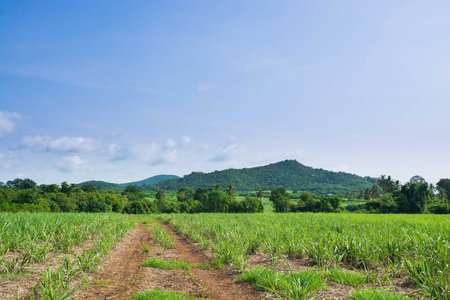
[1,175,450,214]
[0,180,263,214]
[346,176,450,214]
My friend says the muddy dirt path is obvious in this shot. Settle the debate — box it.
[81,221,267,300]
[80,224,152,300]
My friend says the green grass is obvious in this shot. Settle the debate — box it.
[141,257,222,270]
[152,224,175,248]
[237,267,326,300]
[349,288,412,300]
[141,258,193,269]
[132,288,202,300]
[141,242,151,253]
[322,268,369,287]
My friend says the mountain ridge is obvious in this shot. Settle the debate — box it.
[77,160,376,193]
[151,160,376,193]
[77,174,179,190]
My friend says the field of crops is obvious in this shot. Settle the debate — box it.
[0,212,133,299]
[2,212,450,299]
[161,213,450,299]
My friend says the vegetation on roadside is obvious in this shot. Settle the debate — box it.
[132,288,202,300]
[237,267,326,299]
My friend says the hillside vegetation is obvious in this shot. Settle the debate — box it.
[151,160,376,193]
[119,175,180,187]
[77,175,180,190]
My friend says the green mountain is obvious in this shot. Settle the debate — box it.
[151,160,376,193]
[119,175,180,187]
[77,180,122,191]
[77,175,180,190]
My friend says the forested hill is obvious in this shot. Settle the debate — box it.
[151,160,376,193]
[118,174,179,187]
[77,175,180,190]
[77,180,122,191]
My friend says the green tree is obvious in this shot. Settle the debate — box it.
[122,185,144,201]
[296,192,318,212]
[193,187,208,204]
[226,184,235,197]
[269,187,290,213]
[257,188,264,200]
[394,182,430,213]
[40,184,60,194]
[176,186,194,202]
[370,184,380,199]
[241,196,263,213]
[60,182,72,194]
[436,179,450,202]
[409,175,426,184]
[7,178,37,190]
[345,191,353,200]
[155,188,166,212]
[327,196,342,211]
[378,175,399,194]
[205,190,231,212]
[81,184,98,193]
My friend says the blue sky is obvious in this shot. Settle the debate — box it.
[1,1,449,185]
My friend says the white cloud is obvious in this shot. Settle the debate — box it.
[129,142,159,161]
[19,135,96,152]
[49,136,96,152]
[20,135,51,151]
[197,82,216,93]
[0,151,18,169]
[151,149,178,166]
[58,155,86,172]
[165,138,177,149]
[209,143,246,162]
[107,143,129,161]
[0,111,21,137]
[181,136,192,146]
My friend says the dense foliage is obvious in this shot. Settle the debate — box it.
[346,176,450,214]
[77,175,180,190]
[77,180,123,191]
[2,173,449,215]
[0,180,263,214]
[151,160,376,193]
[119,174,180,187]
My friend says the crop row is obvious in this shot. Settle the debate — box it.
[161,213,450,299]
[0,212,133,298]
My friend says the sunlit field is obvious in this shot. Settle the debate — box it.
[0,212,133,298]
[161,213,450,299]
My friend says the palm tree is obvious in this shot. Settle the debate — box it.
[155,188,165,212]
[370,184,380,199]
[378,175,399,194]
[345,191,353,200]
[226,184,235,197]
[257,188,264,200]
